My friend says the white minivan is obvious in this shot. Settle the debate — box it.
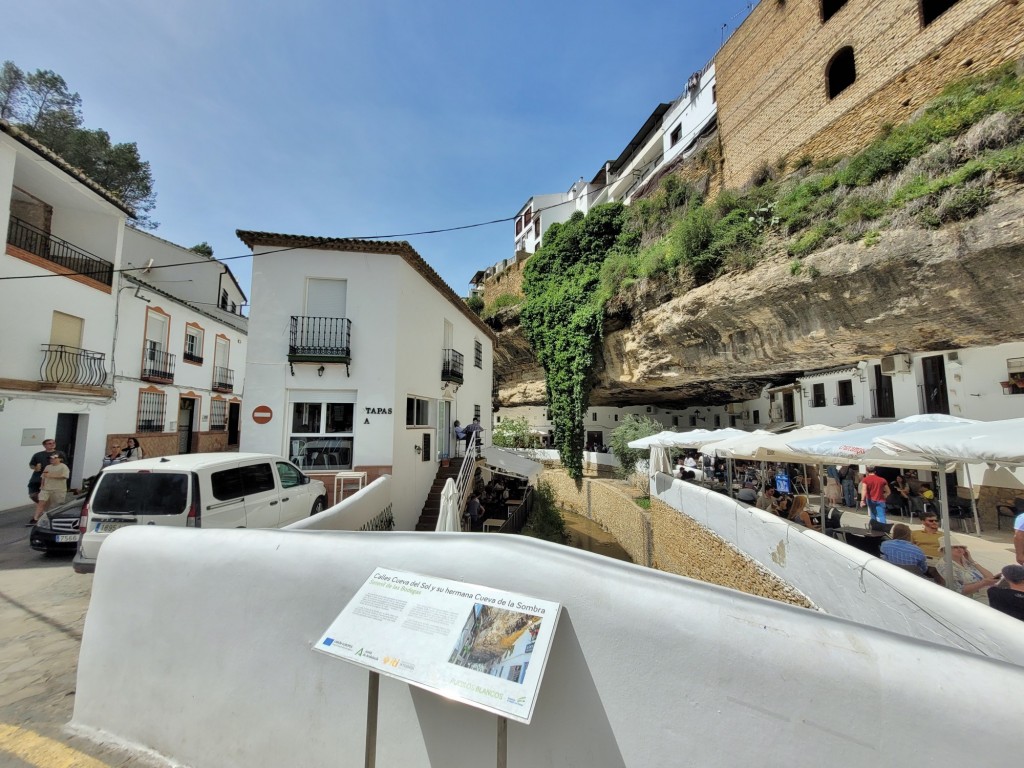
[73,453,327,574]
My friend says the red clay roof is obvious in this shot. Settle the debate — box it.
[235,230,497,342]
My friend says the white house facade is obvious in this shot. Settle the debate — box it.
[0,121,128,509]
[237,231,496,531]
[660,62,717,170]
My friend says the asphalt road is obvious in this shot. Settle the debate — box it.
[0,502,152,767]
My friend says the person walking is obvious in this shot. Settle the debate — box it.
[839,465,857,508]
[31,452,69,525]
[27,438,65,503]
[859,466,890,524]
[463,417,483,452]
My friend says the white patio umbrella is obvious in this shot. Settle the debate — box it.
[874,417,1024,535]
[435,478,462,532]
[655,428,745,449]
[716,424,842,463]
[627,430,682,450]
[786,414,976,587]
[650,445,673,476]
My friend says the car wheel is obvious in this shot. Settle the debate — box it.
[310,497,326,516]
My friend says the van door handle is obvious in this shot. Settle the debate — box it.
[270,500,278,506]
[281,497,289,502]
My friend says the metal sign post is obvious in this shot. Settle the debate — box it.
[497,716,507,768]
[365,672,379,768]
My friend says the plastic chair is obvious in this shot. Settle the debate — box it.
[824,507,844,538]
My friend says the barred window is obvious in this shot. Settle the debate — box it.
[474,339,483,369]
[138,390,166,432]
[210,398,227,431]
[474,404,481,421]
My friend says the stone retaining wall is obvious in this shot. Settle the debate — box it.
[543,468,811,608]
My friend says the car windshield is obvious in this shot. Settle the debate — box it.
[92,472,189,516]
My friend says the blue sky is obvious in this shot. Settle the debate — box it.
[4,1,753,306]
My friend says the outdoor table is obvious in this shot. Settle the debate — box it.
[482,518,505,532]
[834,527,886,557]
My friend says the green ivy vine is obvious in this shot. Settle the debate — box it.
[520,203,630,479]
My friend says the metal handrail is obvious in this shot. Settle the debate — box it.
[213,365,234,391]
[7,216,114,286]
[141,348,176,381]
[441,348,464,383]
[39,344,108,387]
[289,316,351,359]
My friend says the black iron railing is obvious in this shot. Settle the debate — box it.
[289,316,351,363]
[39,344,108,387]
[141,348,176,383]
[212,365,234,392]
[183,351,203,364]
[7,216,114,286]
[442,348,464,384]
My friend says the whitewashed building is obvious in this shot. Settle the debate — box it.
[0,121,128,508]
[106,228,247,459]
[0,121,248,511]
[237,231,496,531]
[660,62,717,170]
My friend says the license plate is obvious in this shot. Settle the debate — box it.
[96,522,131,533]
[55,534,79,543]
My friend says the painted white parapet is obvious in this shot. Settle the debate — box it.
[287,475,394,532]
[74,527,1020,766]
[652,474,1024,664]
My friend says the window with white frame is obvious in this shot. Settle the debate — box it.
[290,401,354,469]
[210,398,227,430]
[184,324,204,364]
[406,397,430,427]
[138,390,166,432]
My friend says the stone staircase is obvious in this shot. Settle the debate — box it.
[414,463,464,531]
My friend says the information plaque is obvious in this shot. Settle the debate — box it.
[315,568,561,724]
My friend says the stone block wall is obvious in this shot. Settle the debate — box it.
[716,0,1024,187]
[480,258,528,305]
[542,469,811,607]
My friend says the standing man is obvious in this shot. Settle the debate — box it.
[859,466,890,525]
[463,417,483,452]
[27,438,64,504]
[453,421,466,457]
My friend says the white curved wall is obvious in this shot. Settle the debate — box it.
[652,474,1024,663]
[74,527,1021,767]
[287,475,392,531]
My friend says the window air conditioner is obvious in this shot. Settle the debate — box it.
[880,354,912,375]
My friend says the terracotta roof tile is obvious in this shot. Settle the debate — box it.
[235,230,497,342]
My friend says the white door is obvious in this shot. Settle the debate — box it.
[239,461,282,528]
[276,461,312,524]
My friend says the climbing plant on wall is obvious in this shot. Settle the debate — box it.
[520,203,631,479]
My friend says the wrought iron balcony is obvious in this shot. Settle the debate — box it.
[289,316,351,364]
[141,348,176,383]
[212,365,234,392]
[183,351,203,364]
[442,349,464,384]
[39,344,108,388]
[7,216,114,286]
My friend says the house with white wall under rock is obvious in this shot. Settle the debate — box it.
[237,230,496,530]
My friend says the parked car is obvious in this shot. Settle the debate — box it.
[73,453,328,574]
[30,492,87,555]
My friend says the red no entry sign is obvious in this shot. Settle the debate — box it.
[252,405,273,424]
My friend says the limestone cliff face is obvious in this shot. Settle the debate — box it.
[494,187,1024,408]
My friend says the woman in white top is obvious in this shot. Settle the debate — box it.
[121,437,144,461]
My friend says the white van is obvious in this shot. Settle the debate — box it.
[73,453,327,574]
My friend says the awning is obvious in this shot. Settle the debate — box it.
[480,447,543,484]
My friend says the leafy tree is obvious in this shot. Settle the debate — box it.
[0,60,157,229]
[609,415,662,479]
[190,242,214,258]
[492,416,540,449]
[465,293,484,314]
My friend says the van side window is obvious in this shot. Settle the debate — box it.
[277,462,303,489]
[241,463,275,494]
[211,468,245,501]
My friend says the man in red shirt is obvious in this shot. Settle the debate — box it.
[860,466,890,524]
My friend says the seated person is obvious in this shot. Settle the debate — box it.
[755,487,776,512]
[773,493,794,519]
[736,486,758,504]
[935,541,998,604]
[786,495,815,528]
[683,454,698,468]
[988,565,1024,621]
[910,513,944,559]
[880,524,928,575]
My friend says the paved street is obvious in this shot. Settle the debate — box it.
[0,502,149,767]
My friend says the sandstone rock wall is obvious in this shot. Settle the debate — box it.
[495,186,1024,408]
